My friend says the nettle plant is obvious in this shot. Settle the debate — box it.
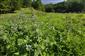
[0,14,56,56]
[0,13,85,56]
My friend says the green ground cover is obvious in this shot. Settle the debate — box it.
[0,8,85,56]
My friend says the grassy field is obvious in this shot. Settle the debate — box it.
[0,8,85,56]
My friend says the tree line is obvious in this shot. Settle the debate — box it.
[45,1,85,13]
[0,0,85,14]
[0,0,44,14]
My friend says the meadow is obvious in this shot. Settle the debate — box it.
[0,8,85,56]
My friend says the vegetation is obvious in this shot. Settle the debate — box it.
[45,2,85,13]
[32,0,45,11]
[0,0,85,56]
[0,0,44,14]
[0,0,85,13]
[0,8,85,56]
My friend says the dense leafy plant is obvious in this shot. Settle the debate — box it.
[0,12,85,56]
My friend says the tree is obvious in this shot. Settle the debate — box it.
[65,0,85,12]
[8,0,22,10]
[45,4,55,12]
[65,0,81,3]
[32,0,45,11]
[22,0,32,7]
[0,0,22,14]
[0,0,9,9]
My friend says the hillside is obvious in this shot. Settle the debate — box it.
[0,8,85,56]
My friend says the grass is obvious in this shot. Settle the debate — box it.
[0,8,85,56]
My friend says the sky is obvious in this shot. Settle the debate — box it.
[41,0,64,4]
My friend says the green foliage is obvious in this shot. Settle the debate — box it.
[45,2,85,13]
[22,0,32,7]
[0,0,21,14]
[0,9,85,56]
[0,0,45,14]
[8,0,22,10]
[32,0,45,11]
[45,4,55,12]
